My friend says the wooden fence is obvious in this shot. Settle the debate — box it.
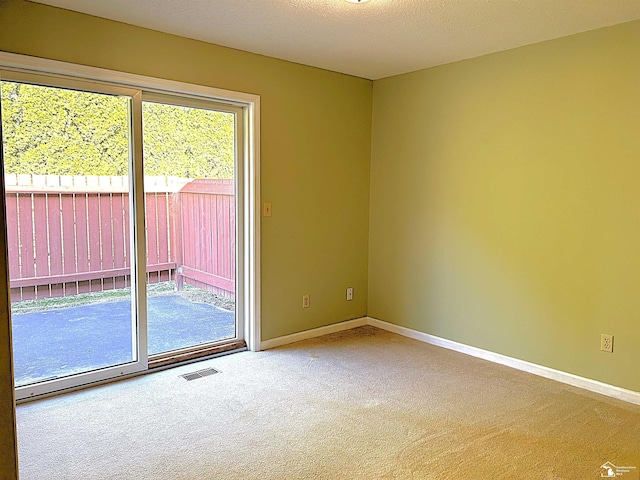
[172,178,236,298]
[5,175,235,301]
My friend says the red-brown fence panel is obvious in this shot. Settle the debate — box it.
[174,179,235,299]
[5,176,175,300]
[5,175,235,302]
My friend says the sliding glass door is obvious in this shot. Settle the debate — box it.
[1,72,147,400]
[142,95,243,361]
[1,65,249,400]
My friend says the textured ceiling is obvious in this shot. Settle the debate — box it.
[31,0,640,80]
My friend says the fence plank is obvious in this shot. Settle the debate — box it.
[47,195,63,278]
[99,193,114,291]
[202,193,211,278]
[74,194,91,294]
[123,194,131,289]
[33,195,50,299]
[193,193,201,271]
[226,193,234,281]
[156,193,170,283]
[180,266,234,292]
[229,196,236,284]
[180,179,234,195]
[183,193,196,276]
[217,195,229,278]
[157,194,169,264]
[74,194,89,273]
[124,195,130,269]
[47,195,64,297]
[33,194,49,279]
[21,287,36,301]
[112,193,127,289]
[87,194,102,271]
[60,196,75,275]
[88,194,102,292]
[146,193,159,266]
[6,194,21,301]
[170,193,184,290]
[5,194,20,281]
[18,194,35,279]
[209,194,219,277]
[147,193,160,285]
[112,194,126,268]
[60,195,77,296]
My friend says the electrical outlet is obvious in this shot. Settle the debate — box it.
[302,294,310,308]
[346,287,353,301]
[600,334,614,353]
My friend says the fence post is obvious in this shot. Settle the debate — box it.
[171,191,184,291]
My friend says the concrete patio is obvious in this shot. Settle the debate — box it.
[12,294,235,387]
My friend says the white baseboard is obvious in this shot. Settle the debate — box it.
[366,317,640,406]
[260,316,640,406]
[259,317,368,350]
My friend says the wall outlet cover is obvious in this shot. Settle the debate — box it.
[600,334,614,353]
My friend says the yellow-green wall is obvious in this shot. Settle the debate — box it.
[369,20,640,392]
[0,0,371,476]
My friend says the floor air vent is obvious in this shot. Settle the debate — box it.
[180,368,220,381]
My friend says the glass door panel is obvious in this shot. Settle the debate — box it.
[1,77,143,397]
[142,98,238,357]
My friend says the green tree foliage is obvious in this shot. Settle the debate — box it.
[0,81,235,179]
[1,82,129,175]
[142,101,234,179]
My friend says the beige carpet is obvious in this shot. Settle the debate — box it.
[16,326,640,479]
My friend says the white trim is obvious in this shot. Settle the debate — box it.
[130,89,149,372]
[260,316,640,405]
[366,317,640,406]
[260,318,368,350]
[16,346,247,404]
[0,52,257,105]
[245,100,261,352]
